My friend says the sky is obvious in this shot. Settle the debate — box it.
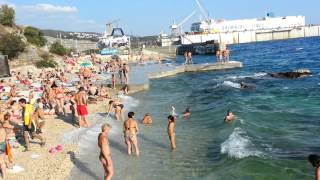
[0,0,319,36]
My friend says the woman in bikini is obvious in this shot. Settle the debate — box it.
[55,83,65,115]
[123,112,139,156]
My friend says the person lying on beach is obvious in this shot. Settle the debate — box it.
[98,123,114,180]
[98,85,109,100]
[183,107,191,119]
[167,115,176,150]
[224,110,235,123]
[309,154,320,180]
[141,113,152,125]
[123,112,139,156]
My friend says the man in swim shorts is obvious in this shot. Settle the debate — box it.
[98,123,114,180]
[75,87,89,127]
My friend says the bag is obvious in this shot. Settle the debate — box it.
[6,142,13,163]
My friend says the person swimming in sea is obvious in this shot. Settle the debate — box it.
[224,110,235,123]
[309,154,320,180]
[183,107,191,118]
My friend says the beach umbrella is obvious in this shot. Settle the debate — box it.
[79,61,93,68]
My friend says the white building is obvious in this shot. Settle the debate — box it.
[191,15,305,33]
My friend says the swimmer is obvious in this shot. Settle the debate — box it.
[183,107,191,118]
[141,113,152,125]
[309,154,320,180]
[224,110,235,123]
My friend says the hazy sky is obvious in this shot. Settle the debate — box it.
[1,0,319,35]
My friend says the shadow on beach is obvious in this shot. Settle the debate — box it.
[68,151,100,180]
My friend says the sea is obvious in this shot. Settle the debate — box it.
[68,37,320,180]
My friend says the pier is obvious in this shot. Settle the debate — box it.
[127,61,243,93]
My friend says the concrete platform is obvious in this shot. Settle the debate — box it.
[148,61,243,79]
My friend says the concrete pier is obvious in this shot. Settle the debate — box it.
[148,61,243,79]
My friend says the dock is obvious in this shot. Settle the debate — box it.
[127,61,242,93]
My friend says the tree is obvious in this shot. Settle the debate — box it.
[24,26,47,47]
[35,53,58,68]
[49,41,67,56]
[0,5,15,27]
[0,33,26,59]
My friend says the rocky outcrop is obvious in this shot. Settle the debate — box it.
[269,69,311,79]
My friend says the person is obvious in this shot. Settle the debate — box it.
[224,110,235,123]
[187,51,193,64]
[184,51,188,64]
[167,115,176,150]
[98,123,114,180]
[183,107,191,118]
[88,83,99,96]
[141,113,152,125]
[18,98,46,151]
[225,48,230,62]
[123,63,129,85]
[216,50,221,63]
[0,113,7,179]
[309,154,320,180]
[123,112,139,156]
[111,74,116,89]
[107,99,124,121]
[75,87,89,127]
[55,84,65,115]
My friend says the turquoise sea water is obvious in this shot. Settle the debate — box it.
[70,37,320,180]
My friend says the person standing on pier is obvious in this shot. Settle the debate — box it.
[167,115,176,150]
[187,51,193,64]
[184,51,188,64]
[216,50,221,63]
[98,123,114,180]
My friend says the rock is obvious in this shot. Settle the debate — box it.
[269,69,312,79]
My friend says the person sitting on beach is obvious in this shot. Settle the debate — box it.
[75,87,90,128]
[98,123,114,180]
[224,110,235,123]
[99,85,109,100]
[183,107,191,119]
[141,113,152,125]
[123,112,139,156]
[309,154,320,180]
[88,83,99,96]
[167,115,176,150]
[19,98,46,151]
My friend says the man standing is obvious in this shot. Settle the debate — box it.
[167,115,176,150]
[98,123,114,180]
[18,98,45,151]
[75,87,89,127]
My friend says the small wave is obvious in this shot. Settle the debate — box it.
[119,95,140,110]
[227,72,267,80]
[221,127,263,159]
[222,81,241,89]
[295,47,303,51]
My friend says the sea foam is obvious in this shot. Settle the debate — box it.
[222,81,241,89]
[221,127,263,159]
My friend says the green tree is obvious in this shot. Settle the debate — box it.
[0,33,26,59]
[35,53,58,68]
[49,41,67,56]
[24,26,47,47]
[0,5,15,27]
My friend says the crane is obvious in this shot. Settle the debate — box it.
[195,0,210,23]
[106,19,120,35]
[171,10,196,36]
